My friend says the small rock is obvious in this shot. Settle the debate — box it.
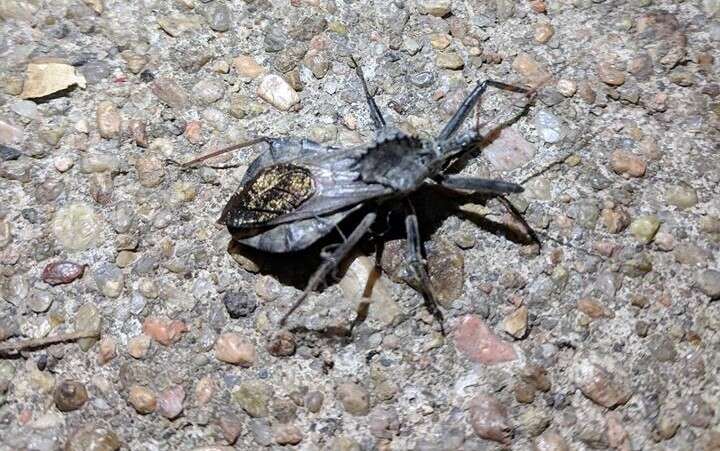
[192,78,225,105]
[597,62,625,86]
[0,144,22,161]
[97,337,117,365]
[42,261,85,285]
[54,380,88,412]
[514,381,536,403]
[577,297,611,319]
[512,53,550,86]
[534,431,570,451]
[214,333,256,366]
[430,33,452,50]
[266,330,296,357]
[65,425,120,451]
[127,334,151,359]
[696,270,720,300]
[468,395,511,445]
[503,306,528,339]
[223,291,257,318]
[665,183,698,209]
[421,0,451,16]
[20,62,87,99]
[303,50,330,79]
[207,2,231,32]
[93,263,124,298]
[274,424,303,445]
[556,79,576,97]
[0,120,23,146]
[336,382,370,416]
[96,101,121,139]
[534,23,554,43]
[121,51,148,74]
[151,77,189,109]
[600,207,631,234]
[127,120,148,147]
[234,55,265,79]
[74,303,102,351]
[257,74,300,111]
[629,215,661,244]
[483,128,537,171]
[157,13,201,37]
[219,415,243,444]
[157,385,185,420]
[233,380,271,417]
[535,110,565,143]
[52,203,102,251]
[305,391,324,413]
[368,407,400,439]
[572,354,632,408]
[143,317,188,346]
[135,156,165,188]
[128,384,156,414]
[436,52,465,70]
[610,150,646,177]
[454,314,517,364]
[27,290,54,313]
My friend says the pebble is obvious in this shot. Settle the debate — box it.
[20,62,87,99]
[27,289,54,313]
[303,50,330,79]
[65,425,120,451]
[266,330,296,357]
[151,77,189,109]
[80,153,121,173]
[430,33,452,50]
[597,62,626,86]
[257,74,300,111]
[97,337,117,365]
[158,385,185,420]
[127,334,151,358]
[214,333,256,366]
[128,384,157,414]
[534,431,569,451]
[74,303,102,351]
[535,110,565,143]
[96,101,121,139]
[274,424,303,445]
[192,78,225,105]
[610,150,646,177]
[454,314,517,364]
[11,99,38,120]
[336,382,370,416]
[54,379,88,411]
[127,120,148,147]
[483,128,537,171]
[436,52,465,70]
[143,317,188,346]
[468,395,511,445]
[503,306,528,339]
[42,261,85,285]
[121,51,148,74]
[421,0,451,16]
[207,2,231,32]
[600,207,631,234]
[234,55,265,79]
[223,291,257,318]
[51,203,102,251]
[0,219,11,249]
[512,53,550,86]
[135,156,165,188]
[572,354,632,408]
[696,270,720,300]
[0,120,23,146]
[425,238,464,306]
[556,79,576,97]
[233,380,271,417]
[534,23,555,43]
[629,215,661,243]
[305,391,324,413]
[93,263,124,298]
[1,144,22,161]
[219,415,242,444]
[665,182,698,209]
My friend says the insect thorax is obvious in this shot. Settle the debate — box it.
[355,131,435,193]
[219,164,315,228]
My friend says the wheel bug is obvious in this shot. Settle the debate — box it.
[183,58,538,332]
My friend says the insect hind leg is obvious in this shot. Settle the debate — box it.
[404,202,445,335]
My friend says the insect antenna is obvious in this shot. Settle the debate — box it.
[180,137,269,168]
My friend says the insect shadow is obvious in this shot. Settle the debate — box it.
[182,56,539,335]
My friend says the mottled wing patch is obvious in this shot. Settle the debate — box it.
[220,164,315,227]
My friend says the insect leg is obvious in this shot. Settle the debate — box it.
[181,137,270,167]
[438,80,528,141]
[279,212,377,326]
[404,203,445,335]
[495,195,542,248]
[350,56,386,130]
[439,175,524,195]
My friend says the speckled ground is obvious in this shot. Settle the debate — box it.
[1,0,719,450]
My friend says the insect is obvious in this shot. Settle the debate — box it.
[184,58,536,331]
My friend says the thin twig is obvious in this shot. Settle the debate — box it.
[0,330,100,355]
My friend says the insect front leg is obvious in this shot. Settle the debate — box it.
[404,203,445,334]
[279,212,377,326]
[438,80,528,141]
[350,56,386,130]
